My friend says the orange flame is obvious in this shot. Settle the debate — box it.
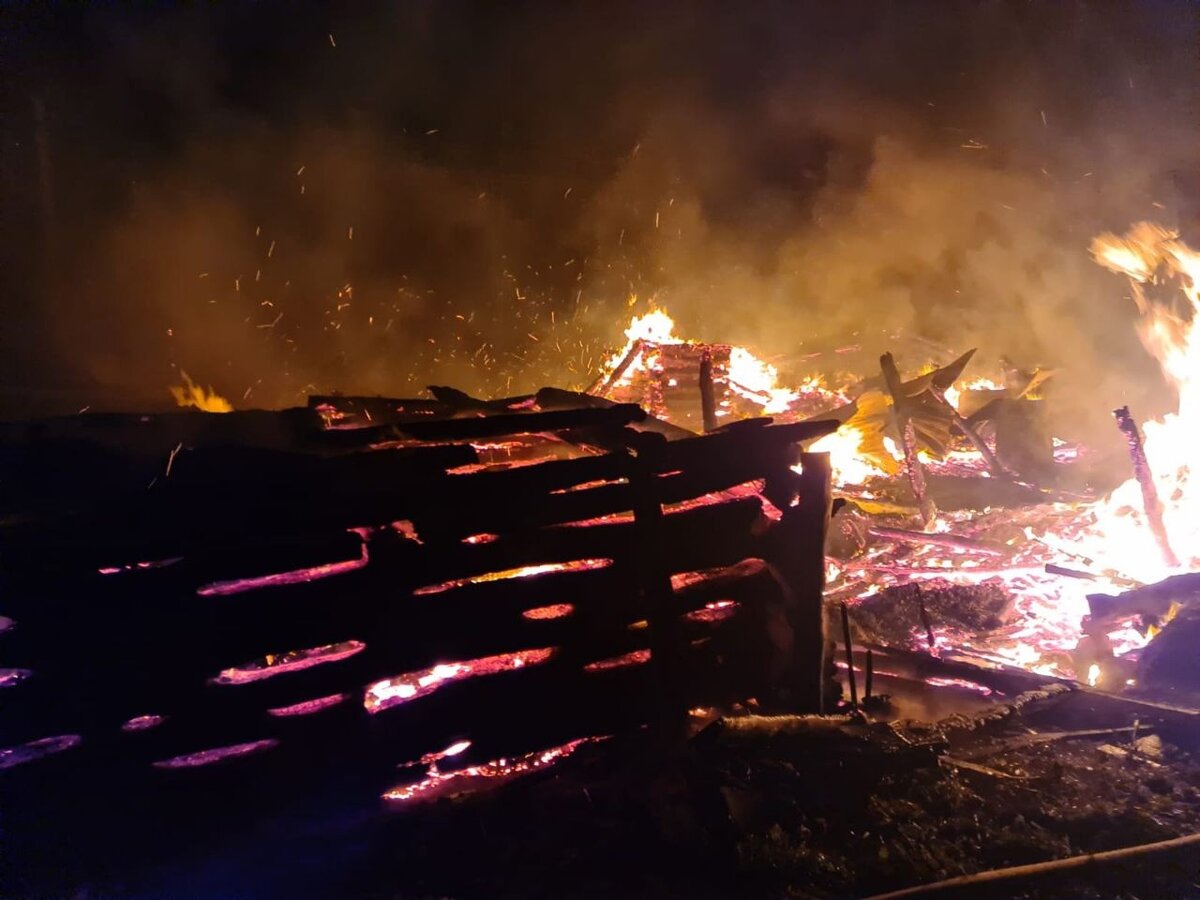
[169,370,233,412]
[1083,223,1200,583]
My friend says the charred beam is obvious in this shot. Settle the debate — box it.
[1112,405,1179,568]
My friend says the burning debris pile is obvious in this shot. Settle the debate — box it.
[592,222,1200,703]
[5,222,1200,898]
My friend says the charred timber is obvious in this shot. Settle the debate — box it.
[396,402,647,441]
[1113,405,1179,568]
[306,394,452,425]
[1086,571,1200,627]
[699,350,718,433]
[0,499,772,726]
[930,390,1006,477]
[880,353,937,528]
[596,339,644,396]
[868,526,1008,557]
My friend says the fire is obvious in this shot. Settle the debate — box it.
[599,307,802,412]
[943,376,1006,411]
[585,232,1200,684]
[1083,223,1200,583]
[621,307,680,346]
[726,346,800,414]
[169,370,233,412]
[809,423,889,486]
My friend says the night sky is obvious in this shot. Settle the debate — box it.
[1,1,1196,426]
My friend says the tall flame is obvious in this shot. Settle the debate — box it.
[1084,223,1200,582]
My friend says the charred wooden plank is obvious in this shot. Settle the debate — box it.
[393,403,647,441]
[1,497,766,713]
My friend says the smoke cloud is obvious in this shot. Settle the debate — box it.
[2,1,1196,441]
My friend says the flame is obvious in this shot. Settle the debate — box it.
[809,423,890,485]
[726,347,799,413]
[622,308,681,346]
[169,371,233,412]
[1082,223,1200,583]
[943,376,1006,411]
[591,237,1199,684]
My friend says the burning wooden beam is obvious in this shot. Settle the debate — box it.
[1112,405,1179,569]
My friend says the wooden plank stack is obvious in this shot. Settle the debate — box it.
[0,392,835,892]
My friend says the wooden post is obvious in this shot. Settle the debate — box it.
[699,350,718,433]
[626,431,687,741]
[764,450,832,713]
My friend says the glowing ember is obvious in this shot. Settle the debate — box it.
[923,676,994,696]
[384,737,599,803]
[267,693,349,717]
[121,714,167,732]
[98,557,184,575]
[582,648,650,672]
[366,648,555,714]
[169,370,233,413]
[0,734,81,770]
[549,478,628,494]
[420,739,472,765]
[153,738,278,769]
[397,739,474,770]
[682,600,741,624]
[413,559,612,595]
[463,533,500,544]
[198,539,368,597]
[0,668,33,688]
[212,640,366,685]
[521,603,575,620]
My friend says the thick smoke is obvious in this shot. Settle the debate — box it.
[1,1,1196,438]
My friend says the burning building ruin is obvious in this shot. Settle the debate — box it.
[3,2,1200,897]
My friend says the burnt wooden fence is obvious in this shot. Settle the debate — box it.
[0,396,834,892]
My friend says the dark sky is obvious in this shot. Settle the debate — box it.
[1,1,1196,422]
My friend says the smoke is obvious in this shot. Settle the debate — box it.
[2,0,1196,435]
